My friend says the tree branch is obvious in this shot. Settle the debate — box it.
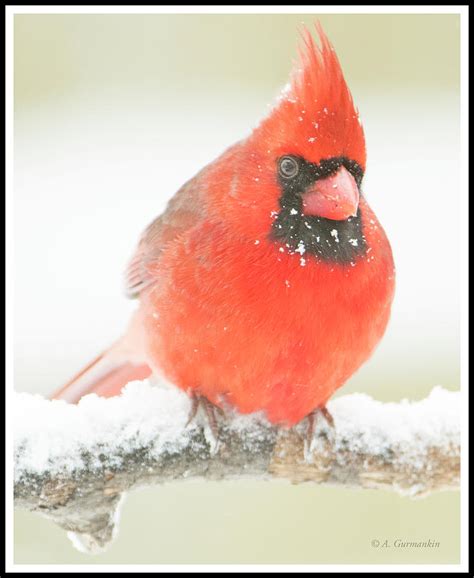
[14,382,460,554]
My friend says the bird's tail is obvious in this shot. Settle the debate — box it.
[51,346,151,404]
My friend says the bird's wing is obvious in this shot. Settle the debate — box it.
[125,177,205,298]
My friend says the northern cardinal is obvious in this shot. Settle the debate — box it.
[53,24,395,431]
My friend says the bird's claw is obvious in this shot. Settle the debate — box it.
[186,393,223,455]
[304,405,335,462]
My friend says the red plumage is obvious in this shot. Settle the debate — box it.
[53,25,395,427]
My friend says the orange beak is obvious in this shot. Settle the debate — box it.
[301,165,359,220]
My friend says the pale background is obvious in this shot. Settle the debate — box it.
[14,13,460,564]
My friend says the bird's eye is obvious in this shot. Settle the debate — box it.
[278,156,299,179]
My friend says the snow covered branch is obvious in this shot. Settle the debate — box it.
[14,381,460,554]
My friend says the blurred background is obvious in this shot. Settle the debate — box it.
[14,13,460,564]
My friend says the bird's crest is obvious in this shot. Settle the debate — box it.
[252,23,366,169]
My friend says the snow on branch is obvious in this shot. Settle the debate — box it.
[14,381,460,554]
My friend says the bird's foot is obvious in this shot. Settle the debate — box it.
[304,405,335,462]
[186,393,224,454]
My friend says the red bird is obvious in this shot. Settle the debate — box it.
[53,25,395,432]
